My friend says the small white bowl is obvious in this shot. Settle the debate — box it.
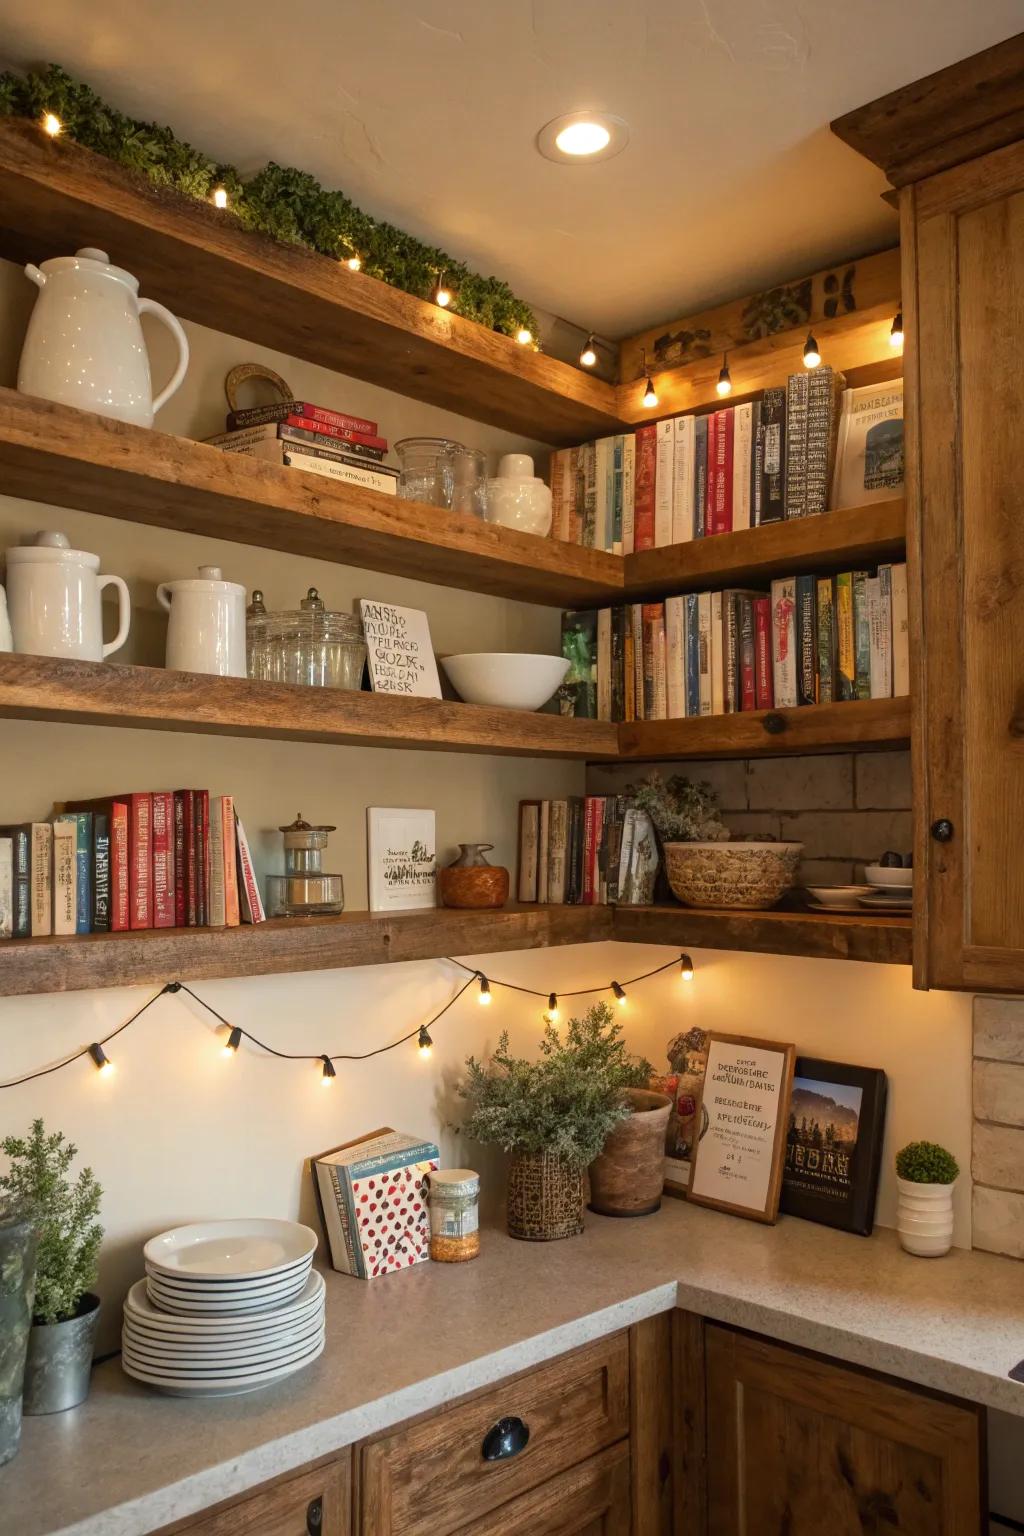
[441,653,569,711]
[865,864,913,888]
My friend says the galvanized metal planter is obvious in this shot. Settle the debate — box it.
[0,1213,38,1465]
[22,1292,100,1415]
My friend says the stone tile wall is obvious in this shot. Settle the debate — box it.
[973,997,1024,1260]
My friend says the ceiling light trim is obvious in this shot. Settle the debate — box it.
[537,111,630,165]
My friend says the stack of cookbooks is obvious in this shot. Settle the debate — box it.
[204,399,399,496]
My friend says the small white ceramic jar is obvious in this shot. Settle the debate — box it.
[484,453,553,536]
[5,531,130,662]
[156,566,247,677]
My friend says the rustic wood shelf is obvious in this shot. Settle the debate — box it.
[622,500,906,601]
[0,389,623,610]
[0,654,621,760]
[617,697,911,760]
[0,120,626,446]
[614,905,913,966]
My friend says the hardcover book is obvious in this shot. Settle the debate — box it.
[753,597,774,710]
[891,563,910,697]
[816,577,837,705]
[52,819,77,937]
[835,573,856,701]
[312,1128,438,1280]
[795,574,818,706]
[0,825,30,937]
[367,808,436,913]
[853,570,872,700]
[731,402,753,532]
[831,380,904,509]
[784,372,809,518]
[30,822,52,937]
[759,387,787,523]
[770,578,798,709]
[654,419,675,547]
[693,416,709,538]
[804,365,845,517]
[226,400,378,436]
[672,415,696,544]
[621,434,636,555]
[0,837,12,939]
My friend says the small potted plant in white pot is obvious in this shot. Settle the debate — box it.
[894,1140,959,1257]
[0,1119,103,1413]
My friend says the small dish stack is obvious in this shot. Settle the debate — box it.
[122,1218,324,1397]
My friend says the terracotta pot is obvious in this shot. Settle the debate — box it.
[438,865,509,909]
[506,1151,584,1241]
[589,1089,673,1217]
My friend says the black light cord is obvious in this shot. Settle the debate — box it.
[446,953,683,997]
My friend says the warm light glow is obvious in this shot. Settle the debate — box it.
[611,981,627,1007]
[222,1026,242,1057]
[580,336,597,368]
[346,255,362,272]
[212,186,229,210]
[642,376,658,408]
[679,954,694,983]
[320,1055,337,1086]
[889,309,904,348]
[477,974,492,1006]
[515,328,533,346]
[434,279,453,308]
[88,1043,113,1074]
[418,1026,433,1059]
[803,332,821,369]
[544,992,560,1023]
[42,112,62,138]
[555,121,611,157]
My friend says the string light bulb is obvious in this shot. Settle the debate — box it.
[417,1026,433,1059]
[345,254,362,272]
[545,993,559,1023]
[716,352,733,397]
[212,186,229,210]
[611,981,627,1007]
[222,1027,242,1057]
[640,348,658,409]
[515,327,533,346]
[42,112,62,138]
[579,334,598,368]
[803,331,821,369]
[477,974,492,1006]
[679,953,694,983]
[320,1055,337,1087]
[87,1043,113,1074]
[889,308,904,348]
[433,274,453,309]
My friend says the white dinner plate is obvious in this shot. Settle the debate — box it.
[122,1327,324,1377]
[125,1272,324,1331]
[144,1219,317,1281]
[143,1255,312,1293]
[121,1335,325,1396]
[145,1268,309,1303]
[145,1287,306,1317]
[123,1310,324,1359]
[122,1322,324,1372]
[124,1299,324,1346]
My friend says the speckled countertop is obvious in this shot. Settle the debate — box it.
[7,1201,1024,1536]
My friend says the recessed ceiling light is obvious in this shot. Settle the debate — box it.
[537,112,629,164]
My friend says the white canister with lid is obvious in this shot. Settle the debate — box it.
[156,566,246,677]
[484,453,553,536]
[5,531,130,662]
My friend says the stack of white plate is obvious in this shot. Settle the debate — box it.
[122,1218,323,1397]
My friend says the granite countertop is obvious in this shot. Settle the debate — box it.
[7,1200,1024,1536]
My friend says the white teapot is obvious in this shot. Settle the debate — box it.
[157,566,247,678]
[17,247,189,428]
[5,531,130,662]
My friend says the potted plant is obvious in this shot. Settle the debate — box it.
[631,773,802,910]
[894,1140,959,1257]
[0,1120,103,1413]
[0,1211,37,1465]
[458,1003,651,1240]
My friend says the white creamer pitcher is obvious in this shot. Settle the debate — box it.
[5,531,130,662]
[17,247,189,427]
[157,566,247,677]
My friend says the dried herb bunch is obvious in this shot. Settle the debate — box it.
[458,1003,652,1166]
[630,774,730,842]
[0,1118,103,1323]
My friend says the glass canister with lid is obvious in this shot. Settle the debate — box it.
[248,587,367,689]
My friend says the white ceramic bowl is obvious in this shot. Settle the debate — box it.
[803,885,867,909]
[144,1218,317,1281]
[441,653,569,711]
[864,864,913,888]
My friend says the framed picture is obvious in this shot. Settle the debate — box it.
[686,1033,796,1224]
[367,808,436,913]
[652,1025,711,1197]
[779,1059,888,1236]
[359,600,442,698]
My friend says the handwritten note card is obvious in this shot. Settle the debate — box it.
[687,1035,794,1220]
[359,600,441,698]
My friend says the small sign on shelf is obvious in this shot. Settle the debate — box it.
[359,600,441,698]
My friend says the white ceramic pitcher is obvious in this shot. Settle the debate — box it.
[17,247,189,428]
[5,531,130,662]
[157,566,247,677]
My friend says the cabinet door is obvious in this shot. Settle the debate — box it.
[160,1456,350,1536]
[454,1444,630,1536]
[705,1326,982,1536]
[904,137,1024,989]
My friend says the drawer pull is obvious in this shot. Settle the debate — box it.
[306,1495,323,1535]
[482,1415,530,1462]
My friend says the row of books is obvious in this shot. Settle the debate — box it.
[547,375,903,553]
[517,798,658,907]
[0,793,266,941]
[203,397,399,497]
[560,563,910,721]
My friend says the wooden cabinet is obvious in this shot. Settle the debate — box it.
[446,1443,631,1536]
[157,1456,350,1536]
[703,1325,983,1536]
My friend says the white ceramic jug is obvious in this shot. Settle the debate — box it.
[0,587,12,653]
[5,532,130,662]
[17,247,189,428]
[157,566,246,677]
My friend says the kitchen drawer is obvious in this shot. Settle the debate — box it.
[358,1332,630,1536]
[454,1443,630,1536]
[159,1456,349,1536]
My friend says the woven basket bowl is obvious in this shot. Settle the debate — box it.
[663,841,803,910]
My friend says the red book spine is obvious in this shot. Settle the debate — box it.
[283,415,386,452]
[582,799,596,905]
[754,597,774,710]
[711,409,734,534]
[173,793,187,928]
[110,803,129,932]
[297,403,377,436]
[152,792,175,928]
[129,793,153,930]
[222,796,240,928]
[182,792,197,926]
[194,791,210,927]
[632,426,657,552]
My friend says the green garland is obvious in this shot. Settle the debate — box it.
[0,64,537,341]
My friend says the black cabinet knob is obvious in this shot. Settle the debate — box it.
[306,1495,323,1535]
[762,712,787,735]
[930,819,954,843]
[482,1416,530,1462]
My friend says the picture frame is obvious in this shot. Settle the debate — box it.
[652,1025,711,1197]
[779,1058,888,1236]
[685,1032,796,1224]
[366,808,436,913]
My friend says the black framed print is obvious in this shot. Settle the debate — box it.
[779,1058,887,1236]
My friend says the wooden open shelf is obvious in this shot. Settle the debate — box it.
[0,120,626,447]
[0,653,620,760]
[618,697,911,760]
[0,901,912,997]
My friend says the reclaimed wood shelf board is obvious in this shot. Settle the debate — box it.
[622,500,906,602]
[0,389,623,609]
[0,654,621,760]
[613,905,913,966]
[0,119,625,447]
[617,697,911,761]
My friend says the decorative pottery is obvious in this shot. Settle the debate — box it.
[896,1177,955,1257]
[18,247,189,427]
[484,453,553,535]
[588,1089,673,1217]
[0,1214,37,1466]
[157,565,247,677]
[664,840,803,910]
[506,1150,584,1242]
[22,1291,100,1415]
[5,531,130,662]
[438,844,509,909]
[440,652,569,710]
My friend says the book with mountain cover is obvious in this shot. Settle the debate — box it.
[831,380,904,509]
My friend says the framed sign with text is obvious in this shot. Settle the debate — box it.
[686,1033,795,1224]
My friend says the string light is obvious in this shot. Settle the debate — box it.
[545,992,559,1023]
[611,981,627,1007]
[346,254,362,272]
[222,1026,242,1057]
[889,308,904,348]
[418,1026,434,1059]
[640,348,658,409]
[579,334,598,368]
[87,1043,113,1074]
[433,274,453,308]
[477,973,492,1006]
[212,186,229,210]
[803,331,821,369]
[716,352,733,397]
[320,1054,337,1087]
[42,112,62,138]
[679,953,694,983]
[515,327,533,346]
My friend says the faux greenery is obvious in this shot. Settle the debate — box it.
[458,1003,653,1166]
[0,64,537,341]
[895,1140,960,1185]
[629,774,730,843]
[0,1119,103,1324]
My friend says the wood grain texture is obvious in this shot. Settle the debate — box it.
[358,1333,629,1536]
[449,1444,631,1536]
[672,1312,707,1536]
[0,653,620,760]
[0,388,622,609]
[705,1325,983,1536]
[0,120,624,446]
[153,1455,350,1536]
[831,32,1024,187]
[623,500,906,602]
[617,697,911,761]
[613,906,913,967]
[628,1316,674,1536]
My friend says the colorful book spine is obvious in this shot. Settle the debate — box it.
[853,570,872,700]
[92,813,110,933]
[152,791,175,929]
[194,790,209,927]
[732,402,753,532]
[710,409,734,535]
[209,801,227,927]
[549,449,567,541]
[836,572,856,700]
[129,793,153,931]
[710,591,725,716]
[685,594,701,716]
[816,577,836,704]
[770,578,798,709]
[548,800,568,904]
[594,437,612,552]
[760,388,787,522]
[52,819,77,936]
[694,416,709,538]
[723,593,741,714]
[750,401,764,526]
[630,605,644,722]
[753,597,774,709]
[621,434,636,555]
[654,419,675,547]
[697,593,713,716]
[805,366,841,516]
[567,447,582,545]
[611,607,626,724]
[234,813,266,924]
[738,596,756,712]
[785,373,809,518]
[891,562,910,697]
[227,400,377,435]
[611,435,624,553]
[56,811,91,933]
[173,792,188,928]
[796,575,818,706]
[580,441,598,548]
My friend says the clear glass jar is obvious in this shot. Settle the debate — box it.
[394,437,463,505]
[427,1169,480,1262]
[263,589,367,689]
[246,590,273,681]
[443,445,487,518]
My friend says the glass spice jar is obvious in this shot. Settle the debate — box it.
[427,1169,481,1262]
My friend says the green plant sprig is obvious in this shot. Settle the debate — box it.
[0,64,538,341]
[0,1118,103,1323]
[629,774,730,843]
[895,1140,959,1185]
